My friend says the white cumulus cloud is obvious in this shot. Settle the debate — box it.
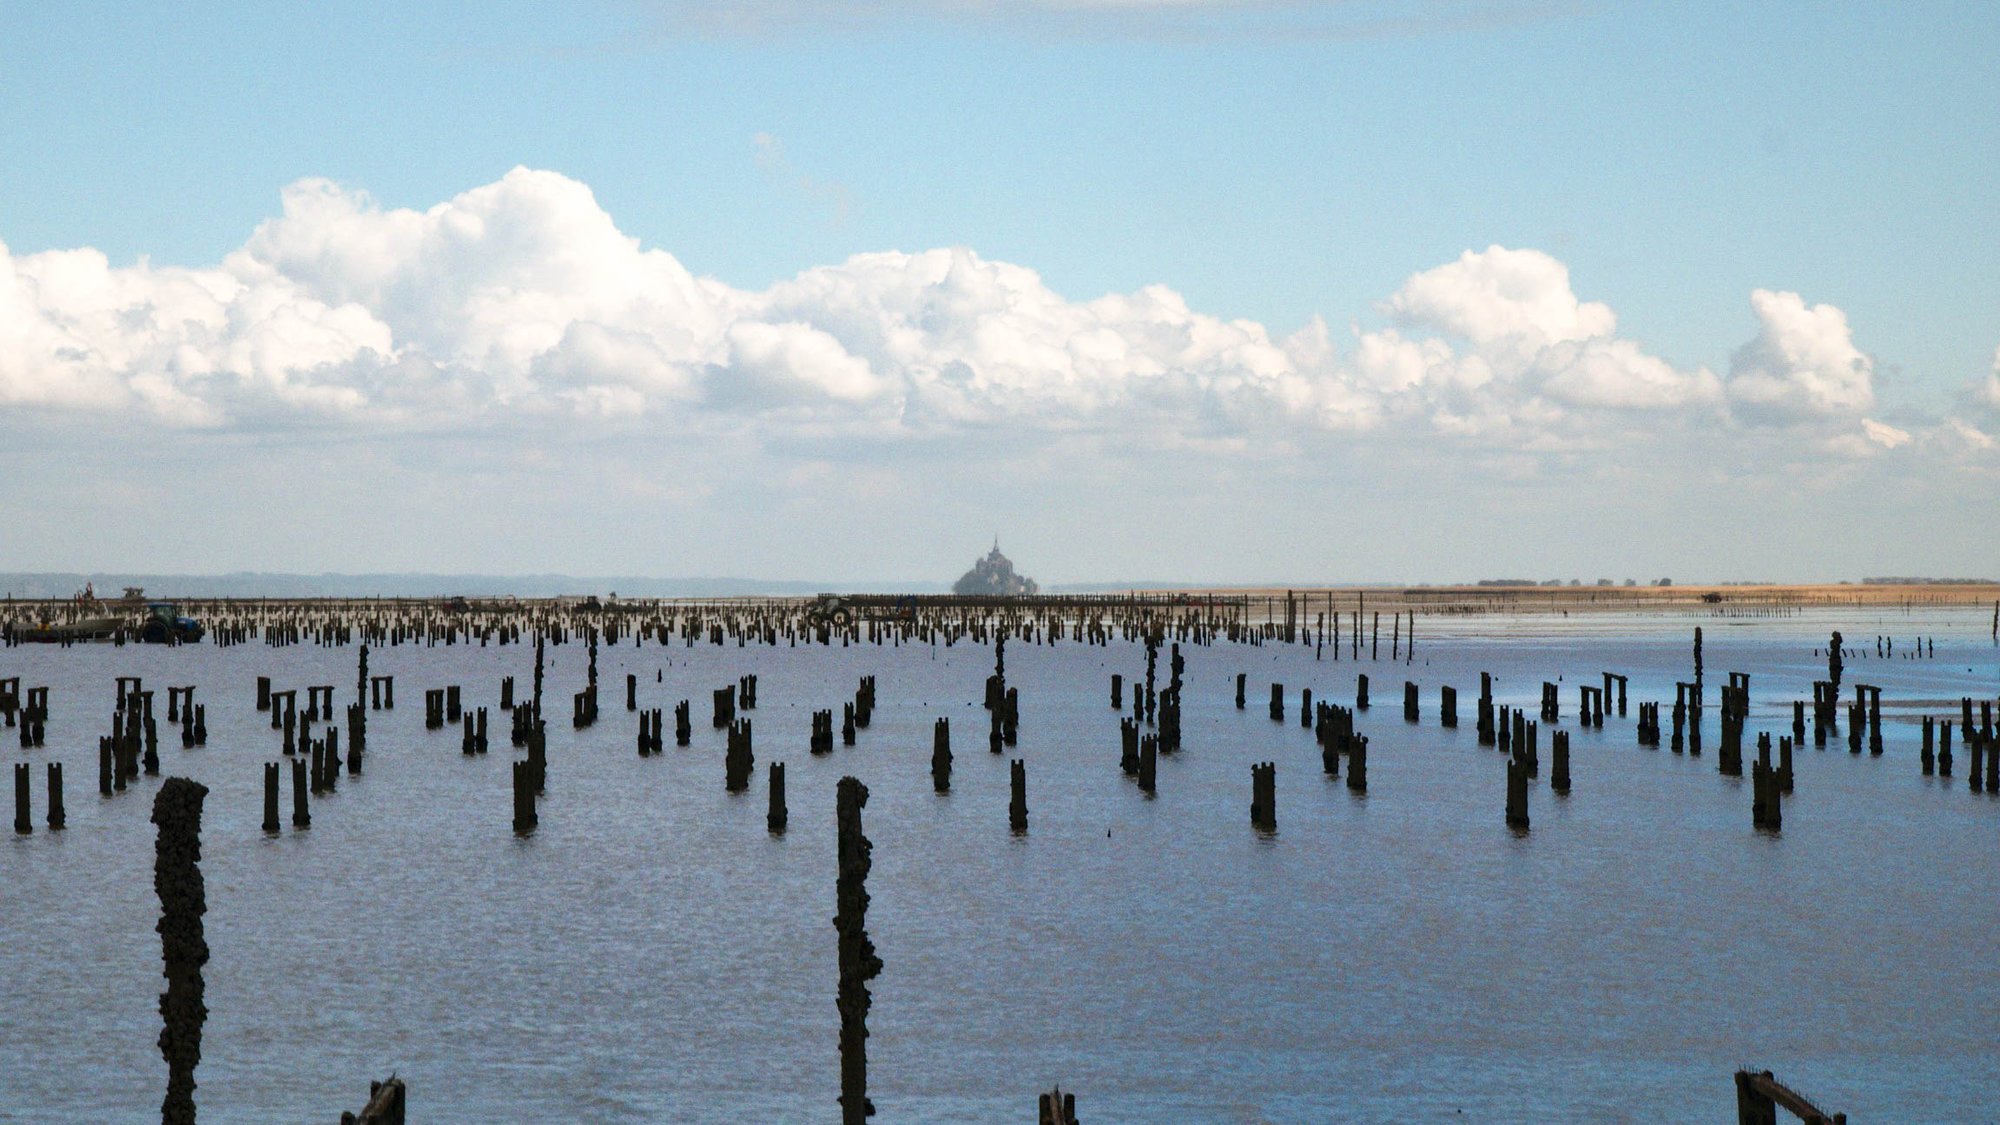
[0,167,1982,473]
[1727,288,1875,421]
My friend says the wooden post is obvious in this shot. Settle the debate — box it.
[46,762,63,830]
[1038,1086,1079,1125]
[768,762,787,834]
[932,718,951,792]
[263,762,280,833]
[1250,761,1275,831]
[151,776,209,1125]
[1506,756,1529,830]
[835,777,880,1125]
[13,762,29,833]
[1009,759,1028,833]
[291,758,310,828]
[512,760,537,833]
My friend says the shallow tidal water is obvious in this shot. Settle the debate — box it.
[4,606,1999,1123]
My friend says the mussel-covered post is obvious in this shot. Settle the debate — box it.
[835,777,880,1125]
[151,777,209,1125]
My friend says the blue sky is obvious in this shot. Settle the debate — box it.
[1,1,1996,582]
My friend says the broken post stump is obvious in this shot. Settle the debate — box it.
[768,762,787,834]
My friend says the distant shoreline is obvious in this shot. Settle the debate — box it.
[2,581,1995,616]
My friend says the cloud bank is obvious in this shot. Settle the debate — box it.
[0,166,1988,468]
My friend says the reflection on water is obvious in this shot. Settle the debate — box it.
[4,606,1997,1122]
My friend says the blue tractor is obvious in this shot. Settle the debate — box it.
[139,602,205,644]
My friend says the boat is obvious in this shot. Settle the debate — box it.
[11,584,170,643]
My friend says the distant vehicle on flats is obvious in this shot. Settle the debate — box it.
[138,603,204,644]
[807,594,920,627]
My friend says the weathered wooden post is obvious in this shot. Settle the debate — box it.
[263,762,280,833]
[1234,673,1245,710]
[1347,735,1368,792]
[1009,759,1028,832]
[1551,730,1570,794]
[46,762,63,829]
[1250,761,1275,831]
[341,1076,407,1124]
[1477,673,1495,746]
[13,762,29,833]
[292,758,310,828]
[835,776,880,1125]
[1441,685,1458,728]
[1752,735,1781,832]
[1921,717,1935,775]
[932,718,951,792]
[1940,720,1954,776]
[1356,673,1370,711]
[1404,681,1419,723]
[1038,1086,1079,1125]
[152,777,210,1125]
[768,762,788,834]
[512,760,537,833]
[1111,674,1123,710]
[1268,683,1284,722]
[726,719,756,792]
[1505,756,1529,830]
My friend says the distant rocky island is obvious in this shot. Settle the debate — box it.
[953,543,1038,596]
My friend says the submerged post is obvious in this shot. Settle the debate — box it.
[151,777,210,1125]
[835,777,880,1125]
